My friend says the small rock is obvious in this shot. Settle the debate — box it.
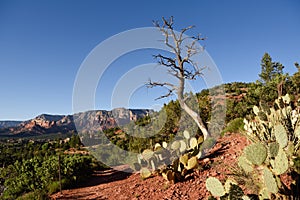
[211,171,217,176]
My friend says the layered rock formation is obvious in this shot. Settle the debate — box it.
[0,108,152,137]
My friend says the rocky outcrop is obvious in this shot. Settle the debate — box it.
[0,108,152,137]
[73,108,152,133]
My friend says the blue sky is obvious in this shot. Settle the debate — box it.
[0,0,299,120]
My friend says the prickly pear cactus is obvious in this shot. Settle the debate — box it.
[274,124,288,148]
[253,106,260,115]
[238,156,253,173]
[240,94,300,199]
[259,188,270,200]
[272,148,288,175]
[179,140,187,152]
[183,130,190,139]
[135,129,204,182]
[179,154,188,166]
[268,142,279,158]
[206,177,252,199]
[263,167,278,194]
[244,143,267,165]
[206,177,225,197]
[140,167,152,179]
[171,140,180,150]
[186,156,198,170]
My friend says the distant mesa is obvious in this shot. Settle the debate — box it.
[0,121,22,129]
[0,108,152,137]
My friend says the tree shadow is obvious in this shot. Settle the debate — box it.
[204,141,231,159]
[75,167,133,188]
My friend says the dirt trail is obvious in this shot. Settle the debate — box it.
[51,133,249,200]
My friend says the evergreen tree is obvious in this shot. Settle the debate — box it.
[259,53,284,84]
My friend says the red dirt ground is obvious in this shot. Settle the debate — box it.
[51,133,250,200]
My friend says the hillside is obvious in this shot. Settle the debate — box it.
[51,133,249,200]
[0,108,152,137]
[1,76,299,199]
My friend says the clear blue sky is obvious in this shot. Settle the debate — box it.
[0,0,299,120]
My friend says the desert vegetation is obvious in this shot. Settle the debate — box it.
[0,55,299,199]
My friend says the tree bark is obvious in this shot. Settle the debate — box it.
[179,99,210,140]
[177,61,210,140]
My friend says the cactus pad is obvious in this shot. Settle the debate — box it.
[273,148,288,175]
[179,154,188,166]
[179,140,187,152]
[162,141,168,148]
[274,124,288,148]
[268,142,279,158]
[244,143,267,165]
[238,156,253,173]
[154,143,162,151]
[263,167,278,194]
[259,188,270,200]
[206,177,225,197]
[186,156,198,170]
[140,167,152,179]
[171,141,180,150]
[183,130,190,139]
[189,137,198,149]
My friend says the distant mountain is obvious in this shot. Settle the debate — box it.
[0,108,152,137]
[0,121,22,129]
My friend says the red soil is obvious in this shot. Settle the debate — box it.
[51,133,250,200]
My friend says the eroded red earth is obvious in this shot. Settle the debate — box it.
[51,133,250,200]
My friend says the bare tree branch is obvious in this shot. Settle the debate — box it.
[154,89,174,100]
[148,17,210,140]
[146,79,177,100]
[179,25,195,42]
[146,80,177,89]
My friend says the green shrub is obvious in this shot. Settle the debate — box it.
[1,154,95,199]
[221,118,244,135]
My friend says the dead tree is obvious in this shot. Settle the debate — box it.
[147,16,210,140]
